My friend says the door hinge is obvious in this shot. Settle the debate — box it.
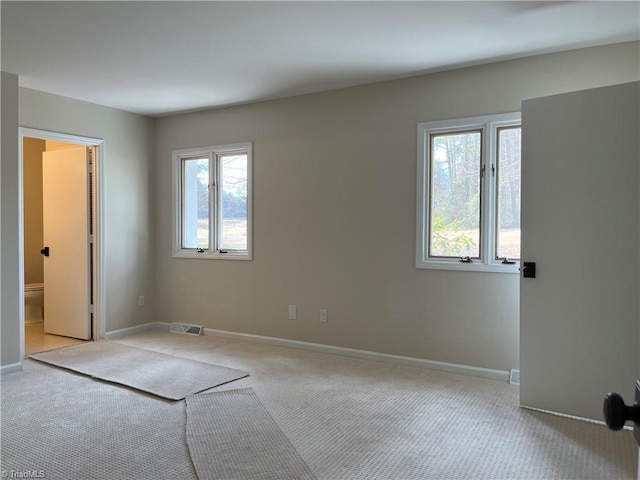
[88,234,94,244]
[89,304,94,314]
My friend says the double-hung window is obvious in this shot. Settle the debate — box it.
[416,113,521,272]
[173,143,252,260]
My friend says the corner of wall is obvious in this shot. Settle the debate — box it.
[1,71,22,367]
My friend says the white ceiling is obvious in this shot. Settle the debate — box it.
[2,1,639,117]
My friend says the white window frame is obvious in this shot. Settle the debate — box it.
[416,113,520,273]
[173,142,253,260]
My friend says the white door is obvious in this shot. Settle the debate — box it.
[42,147,91,339]
[520,82,639,421]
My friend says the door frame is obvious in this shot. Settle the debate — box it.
[18,127,105,358]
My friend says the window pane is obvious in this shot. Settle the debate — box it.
[496,127,521,260]
[219,153,248,250]
[182,157,209,249]
[429,131,481,258]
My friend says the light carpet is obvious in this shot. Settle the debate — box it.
[3,330,637,479]
[29,340,248,400]
[186,388,316,480]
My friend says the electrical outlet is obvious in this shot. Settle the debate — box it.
[320,309,328,323]
[138,295,145,307]
[288,305,297,320]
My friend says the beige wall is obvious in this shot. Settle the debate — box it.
[1,71,21,367]
[3,83,156,367]
[18,90,156,333]
[3,42,639,373]
[23,138,45,285]
[155,42,640,372]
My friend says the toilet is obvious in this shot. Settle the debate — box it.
[24,283,44,324]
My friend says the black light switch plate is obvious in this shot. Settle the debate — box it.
[523,262,536,278]
[635,380,640,446]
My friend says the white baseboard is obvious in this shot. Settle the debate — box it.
[1,362,23,375]
[154,322,509,382]
[105,322,158,340]
[520,405,624,429]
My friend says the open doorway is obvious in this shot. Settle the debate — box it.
[19,128,104,357]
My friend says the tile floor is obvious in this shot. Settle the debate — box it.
[25,322,86,355]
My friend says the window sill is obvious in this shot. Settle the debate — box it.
[173,251,253,261]
[416,260,520,274]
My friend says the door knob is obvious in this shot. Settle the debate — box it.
[603,392,640,430]
[40,246,49,257]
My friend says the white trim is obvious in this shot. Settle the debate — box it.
[520,405,629,429]
[417,260,520,274]
[93,142,106,339]
[18,128,105,359]
[104,322,158,340]
[17,140,26,360]
[416,112,521,273]
[172,251,254,261]
[1,362,23,375]
[20,128,102,147]
[153,322,509,382]
[205,327,510,381]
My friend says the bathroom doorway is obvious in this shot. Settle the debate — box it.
[19,128,104,357]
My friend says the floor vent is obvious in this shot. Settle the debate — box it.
[509,369,520,386]
[170,322,204,336]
